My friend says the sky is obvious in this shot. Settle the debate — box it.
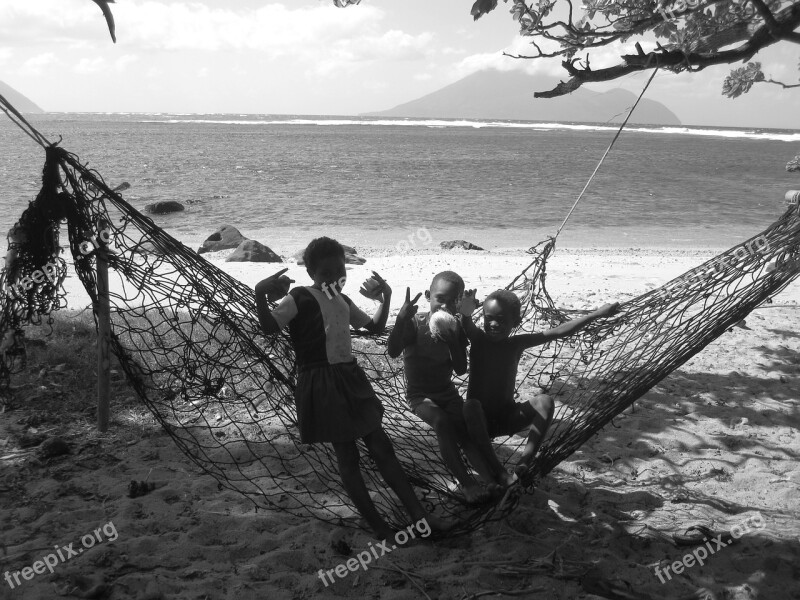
[0,0,798,128]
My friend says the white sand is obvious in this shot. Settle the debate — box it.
[3,245,799,599]
[56,245,800,314]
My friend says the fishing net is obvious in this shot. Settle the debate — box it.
[3,120,800,535]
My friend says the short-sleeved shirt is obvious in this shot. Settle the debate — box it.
[271,286,371,368]
[400,312,468,399]
[467,331,540,414]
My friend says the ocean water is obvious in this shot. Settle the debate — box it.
[1,114,798,253]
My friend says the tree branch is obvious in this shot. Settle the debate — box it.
[533,2,800,98]
[763,77,800,88]
[748,0,781,34]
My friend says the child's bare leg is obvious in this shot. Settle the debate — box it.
[514,394,554,478]
[332,440,394,539]
[463,398,515,488]
[363,429,454,532]
[415,401,489,504]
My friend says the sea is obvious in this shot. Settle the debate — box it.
[1,113,799,253]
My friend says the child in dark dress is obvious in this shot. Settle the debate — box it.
[459,289,619,479]
[255,237,442,538]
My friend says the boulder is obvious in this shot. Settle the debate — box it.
[439,240,484,251]
[225,240,282,263]
[145,201,185,214]
[344,253,366,265]
[198,225,246,254]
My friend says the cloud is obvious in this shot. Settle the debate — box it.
[114,54,139,71]
[0,1,101,44]
[312,29,435,76]
[0,48,11,65]
[454,36,564,79]
[105,1,373,52]
[0,1,436,77]
[21,52,58,75]
[75,57,105,74]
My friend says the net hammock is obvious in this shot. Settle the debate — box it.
[2,102,800,536]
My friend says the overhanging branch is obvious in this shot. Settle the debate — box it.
[533,2,800,97]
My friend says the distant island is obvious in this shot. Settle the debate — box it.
[366,69,680,126]
[0,81,44,114]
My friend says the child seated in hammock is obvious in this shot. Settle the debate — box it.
[387,271,509,502]
[255,237,444,539]
[459,289,619,479]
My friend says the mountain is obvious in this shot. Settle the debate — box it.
[0,81,44,114]
[366,69,680,125]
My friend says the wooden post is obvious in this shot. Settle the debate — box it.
[97,246,111,432]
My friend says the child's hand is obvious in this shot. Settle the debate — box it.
[255,268,295,302]
[458,289,479,317]
[397,287,421,321]
[359,271,391,301]
[595,302,620,317]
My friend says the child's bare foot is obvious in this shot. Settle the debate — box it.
[462,482,490,504]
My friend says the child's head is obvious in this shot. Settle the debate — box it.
[482,290,521,340]
[303,237,346,292]
[426,271,464,314]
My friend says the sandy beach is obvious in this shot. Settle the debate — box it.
[2,0,800,597]
[2,244,799,600]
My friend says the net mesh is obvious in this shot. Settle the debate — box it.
[3,144,800,535]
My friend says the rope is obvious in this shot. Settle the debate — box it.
[0,93,52,149]
[553,67,660,240]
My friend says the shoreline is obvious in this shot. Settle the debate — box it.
[171,225,776,259]
[52,244,800,314]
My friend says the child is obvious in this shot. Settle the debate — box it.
[459,289,620,479]
[387,271,507,502]
[255,236,442,539]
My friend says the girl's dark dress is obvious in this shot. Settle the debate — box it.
[271,286,384,443]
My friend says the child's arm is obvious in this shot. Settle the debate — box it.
[437,313,468,375]
[387,287,421,358]
[254,268,295,335]
[357,271,392,335]
[458,288,485,342]
[447,328,468,375]
[518,302,620,349]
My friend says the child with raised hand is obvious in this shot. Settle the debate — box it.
[387,271,499,504]
[254,236,443,539]
[459,289,620,480]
